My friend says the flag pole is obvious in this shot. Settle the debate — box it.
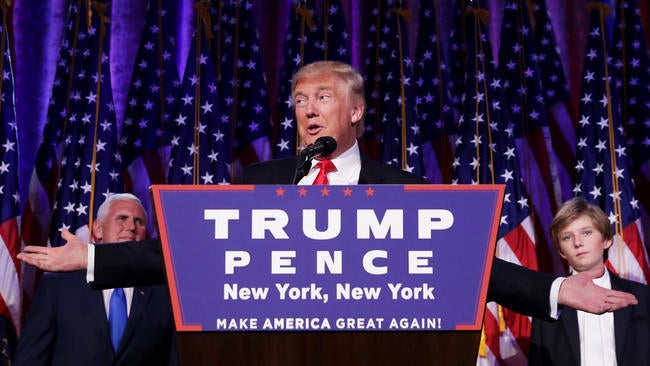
[156,0,169,172]
[44,0,83,241]
[194,1,213,184]
[294,2,314,154]
[0,1,7,113]
[592,3,625,241]
[88,1,111,239]
[230,1,241,181]
[389,5,410,171]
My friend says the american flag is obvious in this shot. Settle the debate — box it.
[610,0,650,248]
[317,0,351,63]
[532,0,576,207]
[119,0,180,233]
[212,0,273,179]
[20,0,83,316]
[21,0,82,251]
[574,2,649,284]
[447,0,467,112]
[413,0,456,183]
[25,0,124,249]
[0,6,20,363]
[168,2,231,185]
[497,0,563,275]
[362,0,424,176]
[48,0,124,247]
[451,5,538,365]
[274,0,321,158]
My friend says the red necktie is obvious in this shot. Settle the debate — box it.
[313,159,336,185]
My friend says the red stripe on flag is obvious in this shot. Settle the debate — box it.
[431,135,455,183]
[0,218,19,272]
[503,307,532,356]
[0,296,11,327]
[237,137,270,166]
[0,217,21,333]
[483,305,503,362]
[503,223,538,271]
[622,221,650,283]
[500,222,536,359]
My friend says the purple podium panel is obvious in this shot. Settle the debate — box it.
[151,184,504,332]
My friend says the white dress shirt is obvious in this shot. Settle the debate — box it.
[577,269,617,366]
[102,287,134,317]
[298,142,361,185]
[87,244,133,313]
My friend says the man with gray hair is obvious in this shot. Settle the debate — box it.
[14,193,178,366]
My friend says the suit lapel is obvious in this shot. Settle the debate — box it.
[611,276,631,365]
[561,308,581,365]
[358,155,379,184]
[116,286,152,354]
[561,274,628,366]
[85,284,114,354]
[358,155,370,184]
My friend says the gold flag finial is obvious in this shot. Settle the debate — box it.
[0,0,12,12]
[478,326,488,357]
[295,5,315,29]
[194,0,214,45]
[497,305,506,333]
[389,7,411,22]
[467,7,490,25]
[588,2,612,16]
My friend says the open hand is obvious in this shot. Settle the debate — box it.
[559,269,638,314]
[18,230,89,271]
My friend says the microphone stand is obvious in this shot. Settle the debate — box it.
[292,151,313,184]
[291,136,336,184]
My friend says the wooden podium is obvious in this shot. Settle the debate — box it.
[176,331,481,365]
[152,184,503,366]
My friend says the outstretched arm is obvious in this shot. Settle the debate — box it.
[92,238,165,288]
[19,230,166,289]
[488,258,637,319]
[488,258,553,318]
[18,230,88,271]
[21,233,638,312]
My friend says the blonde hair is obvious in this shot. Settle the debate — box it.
[291,61,366,136]
[549,197,611,257]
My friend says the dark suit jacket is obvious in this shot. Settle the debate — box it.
[14,271,178,366]
[92,154,555,319]
[530,273,650,366]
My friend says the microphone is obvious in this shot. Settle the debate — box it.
[292,136,337,184]
[300,136,337,159]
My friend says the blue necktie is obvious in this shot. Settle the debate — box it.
[108,288,127,351]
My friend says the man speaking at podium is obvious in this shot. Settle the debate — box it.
[20,61,636,323]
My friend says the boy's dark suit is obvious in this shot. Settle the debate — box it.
[530,272,650,366]
[91,155,556,319]
[14,271,178,366]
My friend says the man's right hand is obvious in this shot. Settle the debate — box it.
[559,269,638,314]
[18,230,89,271]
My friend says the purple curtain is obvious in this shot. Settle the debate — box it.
[11,0,648,208]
